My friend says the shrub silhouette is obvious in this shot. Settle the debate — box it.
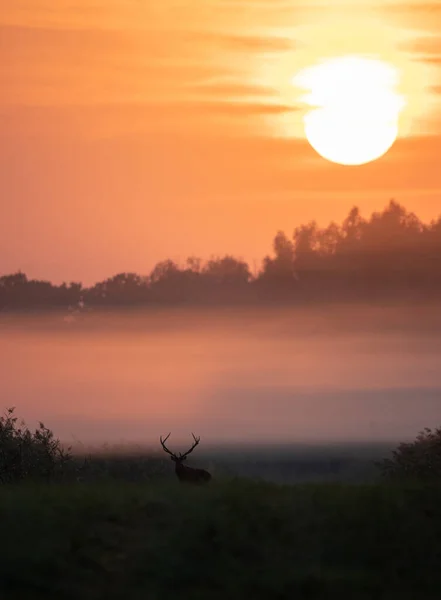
[376,426,441,480]
[0,407,72,483]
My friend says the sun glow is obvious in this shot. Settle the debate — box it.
[253,12,435,149]
[294,56,406,166]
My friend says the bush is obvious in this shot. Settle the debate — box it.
[376,426,441,480]
[0,407,72,483]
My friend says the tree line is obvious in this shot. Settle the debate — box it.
[2,200,441,310]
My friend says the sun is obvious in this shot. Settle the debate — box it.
[293,56,406,166]
[303,105,399,166]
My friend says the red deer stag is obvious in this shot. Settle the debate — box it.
[160,433,211,484]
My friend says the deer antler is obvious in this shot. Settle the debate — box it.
[179,433,201,459]
[161,432,211,483]
[160,433,178,458]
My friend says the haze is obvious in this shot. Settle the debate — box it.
[2,304,441,449]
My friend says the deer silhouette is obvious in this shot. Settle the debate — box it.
[160,433,211,484]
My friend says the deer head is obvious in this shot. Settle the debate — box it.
[160,433,211,484]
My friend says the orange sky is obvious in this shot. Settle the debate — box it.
[2,0,441,284]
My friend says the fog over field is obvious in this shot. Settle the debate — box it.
[2,304,441,451]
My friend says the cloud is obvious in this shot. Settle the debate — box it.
[400,34,441,57]
[0,100,300,144]
[193,31,296,53]
[385,1,441,14]
[417,56,441,66]
[0,24,242,107]
[188,81,277,98]
[185,100,299,116]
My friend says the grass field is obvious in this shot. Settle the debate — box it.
[1,478,441,600]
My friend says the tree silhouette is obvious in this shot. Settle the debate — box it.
[87,273,148,306]
[376,427,441,481]
[2,201,441,309]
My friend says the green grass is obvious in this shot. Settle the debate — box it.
[1,479,441,599]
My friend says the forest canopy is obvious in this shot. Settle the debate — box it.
[2,201,441,309]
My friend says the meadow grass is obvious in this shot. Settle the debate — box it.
[1,478,441,599]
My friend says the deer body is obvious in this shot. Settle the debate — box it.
[174,460,211,483]
[160,433,211,484]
